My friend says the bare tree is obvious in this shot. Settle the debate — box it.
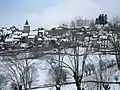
[45,39,67,90]
[45,17,92,90]
[89,20,95,27]
[97,55,111,90]
[47,59,67,90]
[112,15,120,26]
[70,16,90,28]
[0,74,8,90]
[84,55,117,90]
[105,19,120,70]
[69,19,92,90]
[45,31,91,90]
[0,53,38,90]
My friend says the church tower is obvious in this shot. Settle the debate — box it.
[23,20,30,33]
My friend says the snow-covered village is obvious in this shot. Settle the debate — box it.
[0,0,120,90]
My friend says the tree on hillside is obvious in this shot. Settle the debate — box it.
[70,16,90,28]
[112,15,120,26]
[90,20,95,27]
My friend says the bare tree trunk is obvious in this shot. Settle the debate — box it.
[76,82,81,90]
[97,84,99,90]
[99,55,102,90]
[55,85,61,90]
[28,83,31,89]
[77,86,81,90]
[19,85,22,90]
[103,84,110,90]
[14,86,18,90]
[76,46,81,90]
[74,72,81,90]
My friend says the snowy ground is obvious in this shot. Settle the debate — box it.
[33,53,120,90]
[1,47,120,90]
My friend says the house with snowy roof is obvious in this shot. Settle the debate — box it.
[27,29,39,44]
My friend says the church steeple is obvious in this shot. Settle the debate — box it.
[25,20,29,25]
[23,20,30,33]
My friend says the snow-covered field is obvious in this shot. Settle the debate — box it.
[0,47,120,90]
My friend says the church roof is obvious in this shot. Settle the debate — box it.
[25,20,29,25]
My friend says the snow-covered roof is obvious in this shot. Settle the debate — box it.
[44,37,51,41]
[7,30,12,34]
[56,36,61,38]
[29,31,38,36]
[2,29,8,33]
[14,31,22,35]
[56,27,62,30]
[2,28,7,31]
[0,27,2,30]
[87,32,90,34]
[93,35,98,38]
[38,38,43,41]
[39,30,44,33]
[84,26,90,29]
[21,33,28,37]
[5,38,14,42]
[81,28,85,31]
[51,37,57,41]
[21,43,27,47]
[100,35,108,39]
[12,35,21,39]
[107,33,112,36]
[28,35,35,39]
[95,25,103,29]
[13,39,19,42]
[61,39,69,42]
[76,32,83,35]
[104,24,109,27]
[11,28,16,31]
[85,37,90,40]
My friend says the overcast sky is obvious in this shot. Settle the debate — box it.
[0,0,120,29]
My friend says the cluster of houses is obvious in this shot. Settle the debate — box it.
[0,20,71,51]
[0,20,44,45]
[0,20,120,52]
[69,24,117,51]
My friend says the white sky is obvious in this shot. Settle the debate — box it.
[0,0,120,29]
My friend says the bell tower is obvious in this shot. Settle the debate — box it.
[23,20,30,33]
